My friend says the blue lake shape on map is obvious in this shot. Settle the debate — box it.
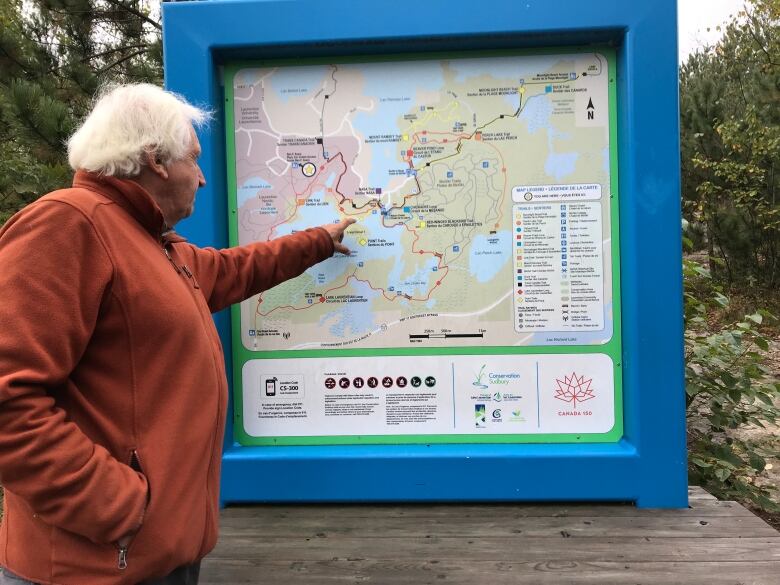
[503,91,521,112]
[266,65,329,103]
[350,61,444,189]
[545,151,578,181]
[540,112,581,181]
[237,177,272,207]
[518,95,553,134]
[387,256,438,297]
[273,191,339,236]
[349,60,444,98]
[318,279,380,338]
[271,191,348,287]
[469,232,511,283]
[448,55,570,84]
[352,107,409,189]
[351,213,404,263]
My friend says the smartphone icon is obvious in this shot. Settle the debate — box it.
[265,377,277,396]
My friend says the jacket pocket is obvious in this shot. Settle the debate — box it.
[116,449,150,570]
[129,449,143,475]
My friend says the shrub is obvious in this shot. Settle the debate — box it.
[684,252,780,511]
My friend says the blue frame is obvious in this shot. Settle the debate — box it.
[162,0,686,507]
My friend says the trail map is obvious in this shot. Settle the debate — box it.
[231,52,614,351]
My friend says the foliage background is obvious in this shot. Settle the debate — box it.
[680,0,779,289]
[680,0,779,517]
[0,0,162,223]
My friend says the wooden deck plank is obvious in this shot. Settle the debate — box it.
[200,560,780,585]
[218,513,778,538]
[688,485,719,500]
[205,536,780,562]
[204,487,780,584]
[220,498,752,519]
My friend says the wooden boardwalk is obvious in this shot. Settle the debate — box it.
[201,487,780,584]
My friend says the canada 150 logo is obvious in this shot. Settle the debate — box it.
[554,372,596,416]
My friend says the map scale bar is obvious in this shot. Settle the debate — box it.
[409,333,485,340]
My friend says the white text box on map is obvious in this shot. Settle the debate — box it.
[512,184,603,203]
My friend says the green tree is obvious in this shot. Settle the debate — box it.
[0,0,162,223]
[680,0,780,288]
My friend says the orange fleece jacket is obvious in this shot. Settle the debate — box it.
[0,172,335,584]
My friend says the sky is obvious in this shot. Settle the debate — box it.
[678,0,747,61]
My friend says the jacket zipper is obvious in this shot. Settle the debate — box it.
[162,241,217,555]
[162,246,182,274]
[118,546,128,570]
[162,245,199,289]
[117,449,144,570]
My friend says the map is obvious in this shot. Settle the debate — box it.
[231,52,615,352]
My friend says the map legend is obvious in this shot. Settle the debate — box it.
[513,198,604,333]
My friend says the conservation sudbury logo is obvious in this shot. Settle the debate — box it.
[473,365,521,389]
[472,365,488,389]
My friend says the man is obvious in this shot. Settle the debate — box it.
[0,84,354,584]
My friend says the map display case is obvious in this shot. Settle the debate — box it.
[226,50,622,445]
[162,0,687,507]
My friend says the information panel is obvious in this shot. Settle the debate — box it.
[226,49,622,445]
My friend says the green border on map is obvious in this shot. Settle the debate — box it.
[224,47,623,446]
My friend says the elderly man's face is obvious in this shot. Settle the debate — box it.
[164,126,206,226]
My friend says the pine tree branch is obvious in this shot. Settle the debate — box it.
[744,7,780,68]
[98,48,146,73]
[82,44,149,63]
[746,25,780,67]
[0,46,36,81]
[732,64,750,108]
[101,0,161,31]
[16,110,61,152]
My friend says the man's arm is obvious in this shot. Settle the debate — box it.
[183,218,356,313]
[0,201,148,544]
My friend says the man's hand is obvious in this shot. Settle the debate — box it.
[321,217,357,255]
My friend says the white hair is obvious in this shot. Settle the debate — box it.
[67,83,210,177]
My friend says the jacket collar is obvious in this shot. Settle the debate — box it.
[72,170,187,243]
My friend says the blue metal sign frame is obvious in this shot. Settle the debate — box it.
[162,0,686,507]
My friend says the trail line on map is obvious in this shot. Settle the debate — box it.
[244,54,608,341]
[285,288,515,350]
[256,76,530,314]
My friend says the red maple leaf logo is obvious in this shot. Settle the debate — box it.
[554,372,595,408]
